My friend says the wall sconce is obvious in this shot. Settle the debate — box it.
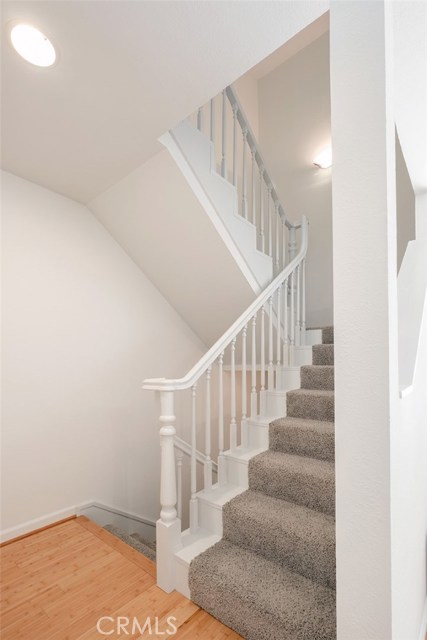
[313,146,332,169]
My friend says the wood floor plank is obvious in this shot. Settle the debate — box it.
[0,517,242,640]
[75,516,156,578]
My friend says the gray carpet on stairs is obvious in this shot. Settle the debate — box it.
[189,326,336,639]
[103,524,156,562]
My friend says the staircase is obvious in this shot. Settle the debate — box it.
[189,327,335,639]
[143,85,335,639]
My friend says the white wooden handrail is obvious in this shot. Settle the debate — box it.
[225,86,298,232]
[144,217,308,393]
[147,86,309,592]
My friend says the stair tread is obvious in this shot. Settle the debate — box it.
[249,450,335,515]
[287,388,334,398]
[189,539,336,640]
[223,489,335,588]
[251,449,335,478]
[270,415,335,433]
[269,417,334,461]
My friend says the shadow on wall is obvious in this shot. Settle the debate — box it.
[396,130,416,272]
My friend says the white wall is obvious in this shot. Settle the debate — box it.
[89,149,255,348]
[393,238,427,640]
[330,2,398,638]
[0,170,205,535]
[258,32,333,327]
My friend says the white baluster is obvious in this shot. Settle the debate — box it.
[283,277,289,367]
[275,203,280,274]
[230,337,237,451]
[218,352,226,485]
[282,220,286,269]
[232,104,238,186]
[260,306,266,415]
[210,97,215,144]
[241,325,248,445]
[221,90,227,178]
[296,264,301,346]
[260,168,265,253]
[301,259,306,346]
[276,285,282,389]
[190,384,198,533]
[268,296,274,390]
[251,315,257,417]
[251,148,256,225]
[157,390,182,593]
[290,271,295,365]
[204,366,212,491]
[268,188,272,257]
[242,127,248,219]
[176,448,183,521]
[197,107,203,132]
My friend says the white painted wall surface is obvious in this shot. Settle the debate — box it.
[0,170,205,534]
[89,150,256,347]
[393,238,427,640]
[330,2,397,638]
[258,33,333,327]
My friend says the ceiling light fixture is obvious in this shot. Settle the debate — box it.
[313,146,332,169]
[9,23,56,67]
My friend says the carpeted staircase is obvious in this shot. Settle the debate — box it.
[103,524,156,562]
[189,327,336,640]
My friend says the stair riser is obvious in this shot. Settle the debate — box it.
[322,327,334,344]
[312,345,334,365]
[223,508,336,589]
[269,424,334,462]
[249,460,335,516]
[287,393,334,422]
[300,366,334,391]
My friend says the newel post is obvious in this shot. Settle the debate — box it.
[156,390,182,593]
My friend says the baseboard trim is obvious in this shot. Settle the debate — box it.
[0,501,156,544]
[77,501,156,538]
[419,597,427,640]
[0,515,77,547]
[0,505,80,543]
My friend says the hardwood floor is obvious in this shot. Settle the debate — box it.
[0,516,241,639]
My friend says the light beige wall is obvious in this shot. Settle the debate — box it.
[258,32,333,326]
[1,170,205,534]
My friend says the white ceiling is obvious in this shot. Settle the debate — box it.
[1,1,328,203]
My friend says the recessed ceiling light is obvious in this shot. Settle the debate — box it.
[9,23,56,67]
[313,146,332,169]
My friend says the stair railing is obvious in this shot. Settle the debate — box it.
[144,216,308,592]
[193,85,301,273]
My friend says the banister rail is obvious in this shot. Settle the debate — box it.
[146,84,309,593]
[189,84,301,273]
[144,216,308,393]
[225,86,298,232]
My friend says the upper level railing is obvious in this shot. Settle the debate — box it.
[192,85,300,274]
[144,84,307,592]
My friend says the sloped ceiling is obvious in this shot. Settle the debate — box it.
[0,0,328,203]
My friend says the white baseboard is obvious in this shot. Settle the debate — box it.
[1,501,156,544]
[0,505,79,543]
[77,501,156,540]
[419,597,427,640]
